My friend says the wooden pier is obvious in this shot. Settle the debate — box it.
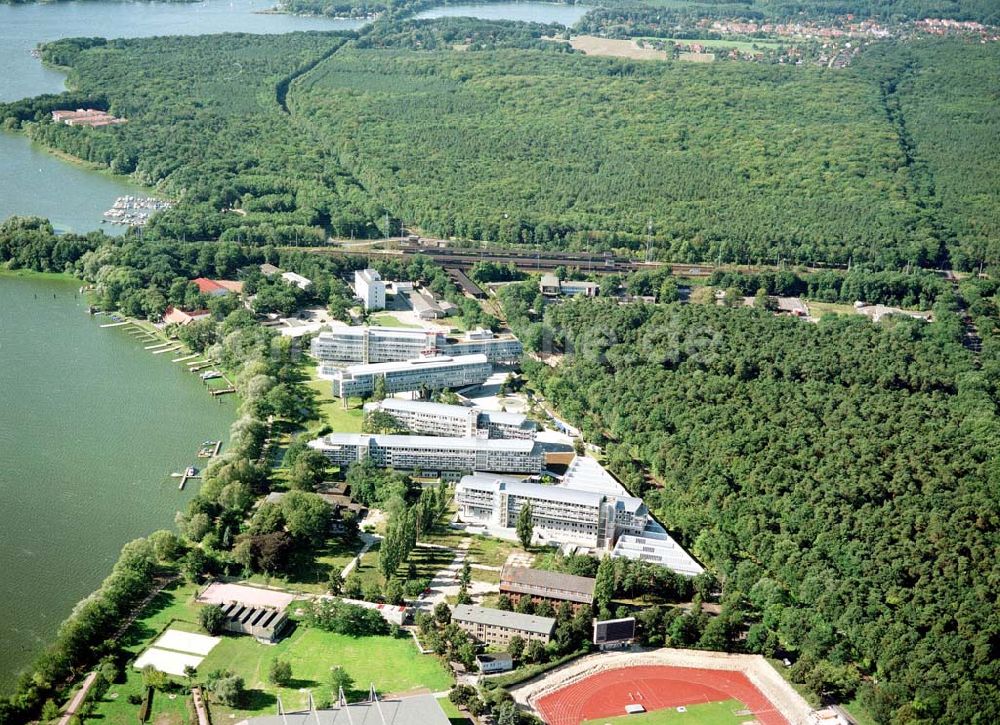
[173,353,199,363]
[145,341,173,351]
[152,344,182,355]
[99,321,130,328]
[197,440,223,458]
[171,472,202,490]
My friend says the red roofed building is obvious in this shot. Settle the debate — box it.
[193,278,243,296]
[162,306,211,326]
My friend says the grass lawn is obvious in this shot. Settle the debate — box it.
[92,580,451,722]
[243,535,364,594]
[437,695,474,724]
[581,699,752,725]
[304,372,363,434]
[200,626,452,717]
[97,670,194,725]
[640,36,784,51]
[842,696,879,725]
[370,312,421,328]
[354,543,455,591]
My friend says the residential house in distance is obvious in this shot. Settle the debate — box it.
[193,278,243,297]
[161,306,211,326]
[452,604,555,646]
[362,399,536,440]
[308,433,544,476]
[323,354,492,398]
[499,565,595,612]
[259,263,281,276]
[51,108,126,127]
[476,653,513,674]
[539,273,562,296]
[354,268,385,310]
[281,271,312,290]
[539,273,599,298]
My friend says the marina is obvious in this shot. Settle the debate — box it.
[102,196,172,227]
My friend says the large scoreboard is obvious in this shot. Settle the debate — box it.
[593,617,636,647]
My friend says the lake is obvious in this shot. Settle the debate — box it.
[0,0,590,234]
[0,0,364,234]
[0,275,236,692]
[415,2,590,25]
[0,0,591,693]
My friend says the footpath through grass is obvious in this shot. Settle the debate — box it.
[581,699,751,725]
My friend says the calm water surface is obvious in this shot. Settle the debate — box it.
[0,0,590,691]
[0,276,234,691]
[415,2,590,24]
[0,0,363,233]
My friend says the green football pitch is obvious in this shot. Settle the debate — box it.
[582,698,757,725]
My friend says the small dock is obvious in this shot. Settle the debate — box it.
[99,321,130,328]
[152,344,182,355]
[173,353,199,363]
[171,471,202,490]
[197,440,223,458]
[145,341,173,351]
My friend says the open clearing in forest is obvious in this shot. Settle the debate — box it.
[568,35,668,60]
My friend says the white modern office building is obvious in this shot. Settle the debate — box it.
[308,434,544,475]
[454,474,649,550]
[362,399,536,440]
[313,327,438,368]
[354,268,385,311]
[311,326,522,369]
[325,354,492,398]
[611,531,704,577]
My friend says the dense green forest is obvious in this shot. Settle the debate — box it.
[270,0,1000,23]
[293,45,931,263]
[854,41,1000,271]
[0,32,391,244]
[1,24,996,269]
[502,291,1000,722]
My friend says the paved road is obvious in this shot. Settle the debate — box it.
[58,672,97,725]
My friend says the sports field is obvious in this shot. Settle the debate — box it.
[537,666,787,725]
[582,698,752,724]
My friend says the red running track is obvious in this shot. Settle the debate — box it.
[535,665,788,725]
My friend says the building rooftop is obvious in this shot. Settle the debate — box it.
[481,409,533,428]
[236,693,449,725]
[559,456,631,497]
[281,271,312,289]
[259,263,281,276]
[356,268,382,283]
[364,398,477,419]
[332,354,489,378]
[316,325,437,341]
[409,288,443,316]
[452,604,556,636]
[612,532,704,577]
[457,475,604,508]
[315,433,538,453]
[501,565,596,602]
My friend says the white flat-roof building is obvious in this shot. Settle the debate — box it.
[455,474,648,549]
[309,434,543,475]
[611,531,704,576]
[281,271,312,290]
[354,268,385,311]
[311,326,522,368]
[325,354,492,398]
[363,399,536,440]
